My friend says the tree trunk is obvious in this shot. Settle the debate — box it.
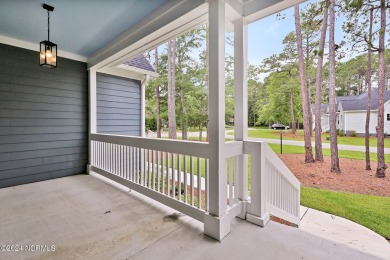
[328,0,341,173]
[155,48,162,138]
[306,37,313,136]
[168,39,177,139]
[314,2,328,162]
[180,89,188,140]
[294,5,315,163]
[290,86,297,134]
[376,0,387,178]
[365,9,373,171]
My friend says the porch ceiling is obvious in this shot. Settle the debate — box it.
[0,0,168,57]
[0,0,306,67]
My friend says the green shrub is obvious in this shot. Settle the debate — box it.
[351,131,357,137]
[145,118,157,132]
[336,129,344,136]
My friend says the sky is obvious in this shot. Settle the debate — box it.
[149,0,386,79]
[247,0,347,67]
[247,9,296,65]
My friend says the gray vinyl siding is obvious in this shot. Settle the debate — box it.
[97,73,141,136]
[0,43,88,188]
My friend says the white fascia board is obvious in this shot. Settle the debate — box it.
[225,0,244,17]
[0,34,87,63]
[117,64,159,79]
[88,0,206,70]
[98,67,144,81]
[344,109,378,113]
[225,3,242,31]
[244,0,307,24]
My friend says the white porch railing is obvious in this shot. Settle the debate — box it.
[244,140,301,226]
[89,134,300,234]
[90,133,210,222]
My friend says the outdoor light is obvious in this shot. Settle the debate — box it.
[40,4,57,68]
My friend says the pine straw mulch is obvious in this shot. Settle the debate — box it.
[278,154,390,197]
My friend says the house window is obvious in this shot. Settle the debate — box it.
[387,114,390,121]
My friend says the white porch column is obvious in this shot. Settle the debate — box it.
[88,69,97,173]
[233,19,249,205]
[204,0,229,241]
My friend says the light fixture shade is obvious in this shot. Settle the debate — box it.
[40,40,57,68]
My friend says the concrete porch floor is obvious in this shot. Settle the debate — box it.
[0,174,384,260]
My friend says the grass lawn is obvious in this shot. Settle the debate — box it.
[242,128,390,148]
[301,187,390,239]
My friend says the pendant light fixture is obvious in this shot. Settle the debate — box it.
[40,4,57,68]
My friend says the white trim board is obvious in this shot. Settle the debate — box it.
[87,1,207,70]
[0,34,88,63]
[117,64,159,78]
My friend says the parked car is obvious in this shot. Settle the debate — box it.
[270,123,290,130]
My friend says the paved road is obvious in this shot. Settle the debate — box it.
[147,130,390,154]
[225,129,389,154]
[225,134,390,154]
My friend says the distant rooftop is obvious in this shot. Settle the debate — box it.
[124,55,155,73]
[339,89,390,111]
[313,89,390,113]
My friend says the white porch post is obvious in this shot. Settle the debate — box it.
[233,18,249,207]
[204,0,229,241]
[88,69,97,173]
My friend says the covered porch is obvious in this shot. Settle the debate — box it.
[1,0,378,257]
[0,174,378,259]
[86,0,303,240]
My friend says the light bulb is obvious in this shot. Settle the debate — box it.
[46,50,52,58]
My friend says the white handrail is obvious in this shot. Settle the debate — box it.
[91,133,210,158]
[244,141,300,226]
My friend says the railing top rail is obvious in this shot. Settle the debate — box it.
[262,143,300,188]
[243,140,300,188]
[91,133,211,158]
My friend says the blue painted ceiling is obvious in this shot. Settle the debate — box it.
[0,0,168,57]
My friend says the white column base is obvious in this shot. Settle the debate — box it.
[86,164,92,174]
[236,201,247,220]
[204,213,231,241]
[246,212,270,227]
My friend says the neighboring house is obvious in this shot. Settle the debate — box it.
[312,89,390,136]
[311,103,329,132]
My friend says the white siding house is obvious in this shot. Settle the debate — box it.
[313,89,390,136]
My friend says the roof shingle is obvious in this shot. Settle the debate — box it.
[339,89,390,111]
[124,55,155,72]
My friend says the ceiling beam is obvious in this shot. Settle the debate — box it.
[88,0,205,70]
[244,0,306,24]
